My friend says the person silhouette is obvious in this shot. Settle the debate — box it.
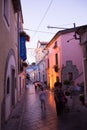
[54,81,66,116]
[39,87,46,111]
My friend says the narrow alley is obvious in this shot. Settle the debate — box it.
[2,84,87,130]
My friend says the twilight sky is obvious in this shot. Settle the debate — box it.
[21,0,87,63]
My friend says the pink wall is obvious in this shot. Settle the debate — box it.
[46,31,84,87]
[60,32,83,73]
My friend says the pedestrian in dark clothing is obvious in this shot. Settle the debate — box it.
[54,82,66,116]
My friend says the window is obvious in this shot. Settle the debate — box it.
[55,41,57,46]
[86,43,87,58]
[48,59,49,68]
[55,53,58,65]
[3,0,10,26]
[53,41,57,49]
[56,76,59,82]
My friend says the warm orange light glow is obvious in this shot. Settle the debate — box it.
[48,91,56,110]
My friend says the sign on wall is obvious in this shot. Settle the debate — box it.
[20,36,26,61]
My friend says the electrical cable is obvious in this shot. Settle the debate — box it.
[24,28,55,34]
[31,0,54,40]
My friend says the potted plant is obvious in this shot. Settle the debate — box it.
[20,31,30,41]
[63,80,70,86]
[63,80,70,88]
[22,62,28,67]
[53,65,59,72]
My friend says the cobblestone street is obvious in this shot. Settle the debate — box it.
[2,84,87,130]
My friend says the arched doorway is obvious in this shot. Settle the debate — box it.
[1,49,16,127]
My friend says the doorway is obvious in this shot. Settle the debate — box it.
[11,68,15,108]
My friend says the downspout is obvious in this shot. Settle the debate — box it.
[17,11,20,73]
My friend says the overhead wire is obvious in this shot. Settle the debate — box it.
[24,28,55,34]
[31,0,54,40]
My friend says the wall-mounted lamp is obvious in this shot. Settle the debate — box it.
[67,37,75,43]
[67,23,80,43]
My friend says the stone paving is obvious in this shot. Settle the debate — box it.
[2,84,87,130]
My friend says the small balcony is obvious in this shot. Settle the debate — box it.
[53,65,59,72]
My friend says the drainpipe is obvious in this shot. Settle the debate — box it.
[17,11,20,73]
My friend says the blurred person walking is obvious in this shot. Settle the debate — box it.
[69,81,81,111]
[54,82,67,116]
[39,87,46,111]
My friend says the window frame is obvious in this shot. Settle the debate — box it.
[55,53,58,65]
[2,0,10,27]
